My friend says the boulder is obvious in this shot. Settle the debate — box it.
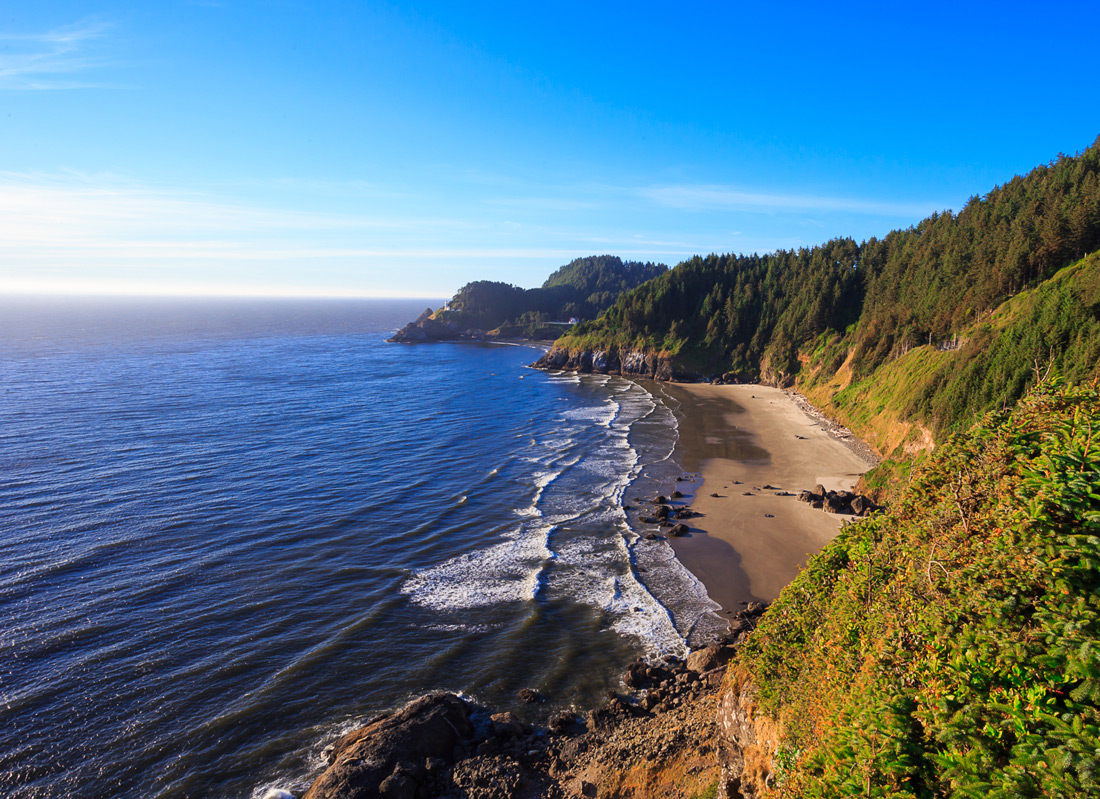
[624,661,647,688]
[490,712,526,739]
[517,688,543,704]
[304,694,473,799]
[532,348,571,370]
[669,523,689,537]
[851,495,878,516]
[813,483,827,497]
[686,645,736,674]
[547,711,577,735]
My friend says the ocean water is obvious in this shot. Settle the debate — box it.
[0,297,718,799]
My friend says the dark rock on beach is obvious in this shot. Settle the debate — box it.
[490,712,529,739]
[797,485,880,516]
[686,645,735,674]
[450,755,527,799]
[531,346,706,382]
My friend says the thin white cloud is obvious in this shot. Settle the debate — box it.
[0,171,907,297]
[0,174,614,279]
[466,173,950,223]
[0,174,472,242]
[639,184,948,218]
[0,20,113,90]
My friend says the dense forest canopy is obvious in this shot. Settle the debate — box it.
[438,255,666,334]
[557,136,1100,438]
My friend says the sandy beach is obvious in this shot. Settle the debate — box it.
[652,383,876,614]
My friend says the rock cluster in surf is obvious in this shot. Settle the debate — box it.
[292,605,769,799]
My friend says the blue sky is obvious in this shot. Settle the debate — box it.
[2,1,1099,298]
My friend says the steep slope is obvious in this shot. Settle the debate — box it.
[717,379,1100,798]
[796,250,1100,460]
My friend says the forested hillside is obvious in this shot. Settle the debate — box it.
[551,137,1100,452]
[435,255,666,335]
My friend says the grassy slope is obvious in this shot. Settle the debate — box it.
[735,380,1100,798]
[790,251,1100,508]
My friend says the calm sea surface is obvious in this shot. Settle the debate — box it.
[0,297,717,798]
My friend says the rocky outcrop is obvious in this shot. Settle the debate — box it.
[290,619,774,799]
[387,309,489,343]
[714,673,778,799]
[304,693,475,799]
[531,346,703,382]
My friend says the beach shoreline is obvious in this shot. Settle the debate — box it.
[648,382,877,616]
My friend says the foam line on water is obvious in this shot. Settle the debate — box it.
[400,524,552,611]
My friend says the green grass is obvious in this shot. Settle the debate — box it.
[734,379,1100,798]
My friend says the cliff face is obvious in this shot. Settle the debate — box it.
[713,673,777,799]
[532,345,695,383]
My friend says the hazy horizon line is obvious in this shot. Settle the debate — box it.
[0,286,449,302]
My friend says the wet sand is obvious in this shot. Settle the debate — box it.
[652,383,875,614]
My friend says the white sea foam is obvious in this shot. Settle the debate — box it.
[561,403,617,427]
[405,371,718,656]
[401,525,551,611]
[423,622,498,633]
